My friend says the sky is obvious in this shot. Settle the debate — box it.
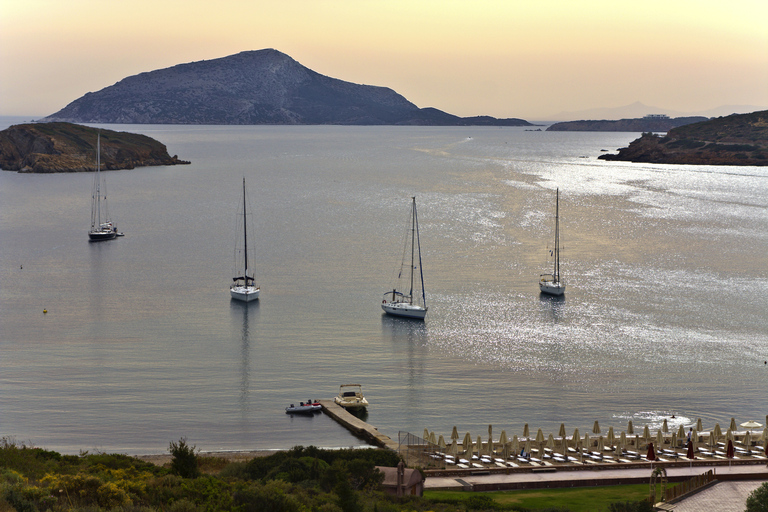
[1,0,767,120]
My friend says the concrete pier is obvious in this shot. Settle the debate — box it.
[318,400,399,451]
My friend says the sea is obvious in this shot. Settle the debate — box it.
[1,116,767,455]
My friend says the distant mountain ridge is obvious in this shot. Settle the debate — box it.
[43,49,532,127]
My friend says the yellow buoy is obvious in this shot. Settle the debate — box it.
[43,309,47,314]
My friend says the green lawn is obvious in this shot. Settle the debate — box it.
[425,484,651,511]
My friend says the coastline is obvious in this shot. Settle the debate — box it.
[136,449,279,466]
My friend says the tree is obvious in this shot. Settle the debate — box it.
[746,482,768,512]
[169,437,200,478]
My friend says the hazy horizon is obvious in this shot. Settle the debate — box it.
[1,0,767,120]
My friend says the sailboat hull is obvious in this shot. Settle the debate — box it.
[230,286,260,302]
[539,280,565,296]
[88,230,117,241]
[382,302,427,319]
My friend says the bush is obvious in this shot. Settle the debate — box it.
[169,438,200,479]
[746,482,768,512]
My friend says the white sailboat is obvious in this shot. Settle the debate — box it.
[230,177,260,302]
[382,197,428,319]
[539,188,565,296]
[88,131,120,241]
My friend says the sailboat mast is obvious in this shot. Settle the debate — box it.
[414,198,426,309]
[409,197,416,303]
[242,177,248,280]
[553,188,560,282]
[96,132,101,227]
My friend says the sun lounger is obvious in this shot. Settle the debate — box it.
[459,458,469,464]
[529,461,541,467]
[445,459,456,464]
[495,458,505,463]
[472,463,484,468]
[457,463,469,469]
[506,461,518,468]
[752,454,766,459]
[584,459,599,464]
[529,457,541,463]
[553,457,565,463]
[495,462,506,468]
[619,459,633,463]
[543,461,553,466]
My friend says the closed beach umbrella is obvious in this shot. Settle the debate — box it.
[583,432,591,451]
[709,431,716,451]
[677,424,686,439]
[608,426,615,447]
[620,431,627,448]
[597,436,604,453]
[696,418,703,432]
[450,439,458,456]
[572,428,581,449]
[424,428,430,440]
[502,440,510,460]
[463,432,472,452]
[725,429,733,443]
[692,429,698,446]
[524,439,531,457]
[686,440,694,459]
[729,418,737,431]
[559,423,566,438]
[762,428,768,442]
[429,431,437,445]
[743,431,752,451]
[642,424,651,443]
[466,440,473,460]
[561,435,569,458]
[477,435,483,456]
[627,420,634,434]
[726,439,735,458]
[713,423,722,441]
[647,442,656,461]
[670,432,677,450]
[451,426,459,441]
[523,424,529,438]
[662,418,669,433]
[656,430,663,449]
[547,433,556,451]
[511,435,519,457]
[593,420,601,434]
[536,428,545,444]
[499,430,508,446]
[489,424,493,438]
[437,434,446,449]
[488,435,494,456]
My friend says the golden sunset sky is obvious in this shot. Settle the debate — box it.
[1,0,766,119]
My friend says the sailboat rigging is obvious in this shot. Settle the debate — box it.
[230,177,260,302]
[88,130,121,241]
[381,197,428,319]
[539,188,565,296]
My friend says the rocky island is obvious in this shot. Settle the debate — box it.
[598,110,768,166]
[547,115,708,132]
[43,49,532,127]
[0,122,190,173]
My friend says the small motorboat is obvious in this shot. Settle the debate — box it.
[285,400,322,414]
[333,384,369,410]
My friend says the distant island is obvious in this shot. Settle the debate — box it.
[0,122,190,173]
[43,49,533,127]
[546,115,708,132]
[598,110,768,166]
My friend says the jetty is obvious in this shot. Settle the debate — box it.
[318,400,398,451]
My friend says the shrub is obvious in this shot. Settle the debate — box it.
[169,438,200,479]
[746,482,768,512]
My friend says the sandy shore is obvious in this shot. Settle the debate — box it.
[135,450,278,466]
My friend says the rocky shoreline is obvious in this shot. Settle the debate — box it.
[598,110,768,166]
[0,122,190,173]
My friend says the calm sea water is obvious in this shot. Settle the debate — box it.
[1,119,767,455]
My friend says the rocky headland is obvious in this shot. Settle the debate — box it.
[0,122,190,173]
[43,49,532,127]
[598,110,768,166]
[547,116,708,132]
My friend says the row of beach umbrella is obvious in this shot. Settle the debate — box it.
[422,417,768,459]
